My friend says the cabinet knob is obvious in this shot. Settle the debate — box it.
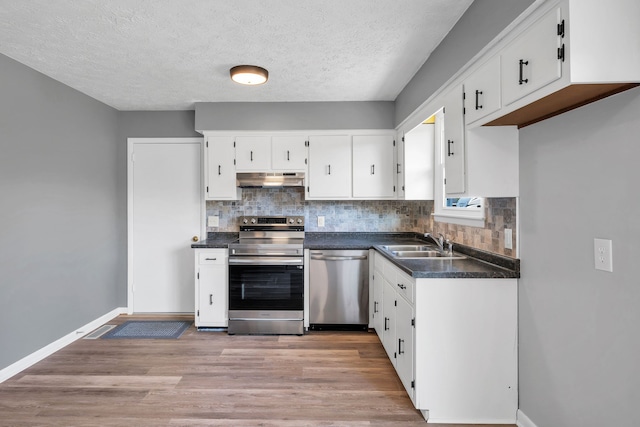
[192,236,199,242]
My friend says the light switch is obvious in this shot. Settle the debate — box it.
[594,238,613,272]
[317,216,325,227]
[207,215,219,227]
[504,228,513,250]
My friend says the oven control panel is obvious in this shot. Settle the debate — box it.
[240,216,304,226]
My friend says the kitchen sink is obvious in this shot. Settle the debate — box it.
[380,244,466,260]
[381,245,435,252]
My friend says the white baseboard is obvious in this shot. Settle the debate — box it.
[517,409,539,427]
[0,307,127,383]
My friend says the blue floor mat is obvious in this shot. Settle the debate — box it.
[101,320,191,339]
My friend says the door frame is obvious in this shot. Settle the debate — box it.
[127,137,205,314]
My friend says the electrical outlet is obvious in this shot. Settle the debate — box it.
[317,216,325,227]
[207,215,219,227]
[594,238,613,272]
[504,228,513,250]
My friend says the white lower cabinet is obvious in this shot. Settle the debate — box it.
[194,249,228,328]
[371,255,384,339]
[373,251,518,423]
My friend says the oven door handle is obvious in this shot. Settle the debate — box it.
[228,257,304,266]
[310,254,368,261]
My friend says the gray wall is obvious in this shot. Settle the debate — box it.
[195,101,395,131]
[519,87,640,427]
[394,0,535,125]
[0,53,121,370]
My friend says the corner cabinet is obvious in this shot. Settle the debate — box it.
[194,249,228,328]
[204,136,241,200]
[373,251,518,423]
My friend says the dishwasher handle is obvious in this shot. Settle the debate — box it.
[310,254,368,261]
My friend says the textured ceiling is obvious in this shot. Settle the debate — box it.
[0,0,474,110]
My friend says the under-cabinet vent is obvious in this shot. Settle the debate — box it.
[83,324,116,339]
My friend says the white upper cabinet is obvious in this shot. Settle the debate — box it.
[271,136,307,171]
[500,6,563,107]
[399,124,434,200]
[443,85,466,195]
[205,136,241,200]
[352,135,396,199]
[464,55,502,125]
[235,136,271,171]
[307,135,352,199]
[482,0,640,127]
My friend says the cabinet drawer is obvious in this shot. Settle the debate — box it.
[394,269,414,304]
[198,251,226,265]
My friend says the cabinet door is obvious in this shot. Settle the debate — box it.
[382,279,397,364]
[197,264,228,326]
[501,7,562,106]
[272,136,307,171]
[443,85,466,195]
[307,135,351,199]
[206,136,239,200]
[352,135,395,199]
[235,136,271,171]
[372,268,384,339]
[195,250,228,328]
[396,132,405,199]
[464,55,502,124]
[403,123,434,200]
[396,296,415,399]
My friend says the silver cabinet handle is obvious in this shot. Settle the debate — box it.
[250,150,253,161]
[328,164,331,175]
[287,150,290,161]
[310,254,368,261]
[519,59,529,85]
[209,294,213,305]
[218,165,221,175]
[371,164,375,175]
[205,258,217,261]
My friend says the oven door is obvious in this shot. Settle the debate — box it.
[228,257,304,311]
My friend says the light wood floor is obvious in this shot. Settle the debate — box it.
[0,315,516,427]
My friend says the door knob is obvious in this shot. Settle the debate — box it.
[192,236,199,242]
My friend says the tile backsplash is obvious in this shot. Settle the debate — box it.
[206,188,517,256]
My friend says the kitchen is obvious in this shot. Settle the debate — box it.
[1,1,640,427]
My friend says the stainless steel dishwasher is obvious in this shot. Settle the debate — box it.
[309,249,369,330]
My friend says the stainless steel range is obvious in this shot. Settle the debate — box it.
[227,216,305,335]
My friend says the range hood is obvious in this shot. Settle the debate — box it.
[236,172,305,188]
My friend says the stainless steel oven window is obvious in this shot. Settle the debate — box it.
[228,264,304,311]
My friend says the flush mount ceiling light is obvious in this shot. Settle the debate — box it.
[230,65,269,85]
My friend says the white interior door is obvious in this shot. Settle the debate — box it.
[128,138,203,313]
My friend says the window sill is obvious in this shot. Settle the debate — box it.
[433,213,485,228]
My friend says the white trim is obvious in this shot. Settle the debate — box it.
[516,409,539,427]
[433,213,485,228]
[201,129,395,137]
[127,137,205,314]
[0,307,126,383]
[427,418,517,425]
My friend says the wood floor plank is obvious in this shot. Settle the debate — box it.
[12,374,181,389]
[0,314,516,426]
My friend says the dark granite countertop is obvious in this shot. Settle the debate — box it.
[191,231,519,279]
[305,232,519,279]
[191,232,238,249]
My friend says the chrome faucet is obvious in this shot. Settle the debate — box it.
[424,232,453,254]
